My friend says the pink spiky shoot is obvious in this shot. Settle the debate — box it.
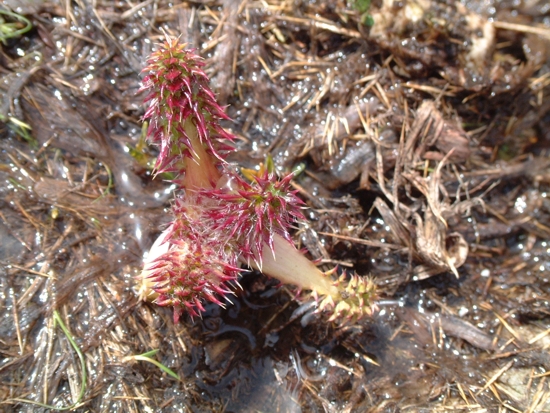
[138,34,377,322]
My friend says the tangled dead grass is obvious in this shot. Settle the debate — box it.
[0,0,549,411]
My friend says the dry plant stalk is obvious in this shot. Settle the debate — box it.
[137,35,377,322]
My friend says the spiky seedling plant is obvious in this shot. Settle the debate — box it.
[138,35,377,323]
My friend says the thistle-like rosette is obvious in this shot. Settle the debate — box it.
[317,271,378,323]
[204,170,305,264]
[138,36,378,323]
[140,36,235,184]
[142,200,240,322]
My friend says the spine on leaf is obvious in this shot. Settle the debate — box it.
[139,36,231,188]
[138,35,377,322]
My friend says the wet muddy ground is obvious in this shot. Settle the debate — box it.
[1,0,550,411]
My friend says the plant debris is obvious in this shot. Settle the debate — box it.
[0,0,549,411]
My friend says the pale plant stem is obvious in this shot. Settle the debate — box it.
[182,120,221,189]
[253,234,339,299]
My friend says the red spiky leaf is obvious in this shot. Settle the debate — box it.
[139,35,236,185]
[202,169,305,264]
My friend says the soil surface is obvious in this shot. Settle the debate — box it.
[1,1,550,412]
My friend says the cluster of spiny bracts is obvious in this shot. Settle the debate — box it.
[139,35,377,322]
[139,36,305,321]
